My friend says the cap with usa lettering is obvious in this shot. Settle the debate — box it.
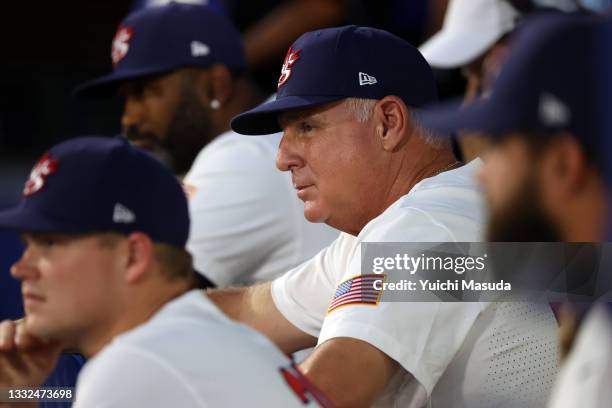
[0,137,189,248]
[75,2,245,97]
[230,25,437,135]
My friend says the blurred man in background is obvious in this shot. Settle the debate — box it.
[76,3,337,288]
[419,0,578,161]
[420,13,611,408]
[0,137,326,407]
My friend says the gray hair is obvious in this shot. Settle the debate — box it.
[344,97,450,149]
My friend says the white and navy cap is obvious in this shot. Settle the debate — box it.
[0,137,190,248]
[231,25,438,135]
[75,2,245,97]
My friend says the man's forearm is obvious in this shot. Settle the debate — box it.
[207,284,317,354]
[299,337,399,407]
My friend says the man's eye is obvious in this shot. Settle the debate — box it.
[300,122,314,132]
[42,238,58,247]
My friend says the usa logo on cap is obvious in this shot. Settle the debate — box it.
[112,26,134,65]
[278,47,301,88]
[23,153,58,196]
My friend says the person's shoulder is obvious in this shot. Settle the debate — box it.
[76,294,304,407]
[360,160,485,243]
[110,291,227,347]
[408,159,482,198]
[185,129,283,181]
[110,291,290,366]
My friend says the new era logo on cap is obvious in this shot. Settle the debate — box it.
[539,92,571,126]
[359,72,377,86]
[190,41,210,57]
[113,203,136,224]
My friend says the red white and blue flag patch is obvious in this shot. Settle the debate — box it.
[327,274,383,314]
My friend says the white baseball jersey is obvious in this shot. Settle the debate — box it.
[547,303,612,408]
[272,160,560,407]
[73,290,320,407]
[184,129,338,287]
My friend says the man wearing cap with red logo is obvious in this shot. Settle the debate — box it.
[76,3,338,289]
[209,25,559,407]
[419,13,612,408]
[0,137,330,407]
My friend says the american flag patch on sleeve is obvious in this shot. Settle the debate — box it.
[327,274,384,314]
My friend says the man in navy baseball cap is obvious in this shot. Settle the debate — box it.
[0,137,325,407]
[419,13,610,242]
[75,2,256,175]
[205,26,563,408]
[0,135,194,390]
[419,15,612,408]
[74,2,339,292]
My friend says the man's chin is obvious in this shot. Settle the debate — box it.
[303,204,328,224]
[486,209,561,242]
[129,140,175,170]
[25,315,65,343]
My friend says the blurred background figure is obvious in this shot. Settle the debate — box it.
[213,0,452,92]
[419,12,611,407]
[0,136,317,408]
[419,0,595,162]
[75,3,338,287]
[546,13,612,408]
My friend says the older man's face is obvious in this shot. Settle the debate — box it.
[11,233,124,345]
[276,101,388,234]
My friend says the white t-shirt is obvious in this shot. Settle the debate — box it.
[73,290,320,408]
[184,130,338,287]
[547,303,612,408]
[272,160,560,407]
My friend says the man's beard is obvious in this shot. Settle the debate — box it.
[487,176,561,242]
[124,90,214,175]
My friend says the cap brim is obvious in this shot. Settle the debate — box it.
[73,66,177,98]
[231,95,343,135]
[0,206,89,234]
[419,29,505,69]
[418,96,520,137]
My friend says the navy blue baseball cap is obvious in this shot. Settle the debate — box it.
[75,2,245,97]
[418,14,608,164]
[230,25,437,135]
[0,137,189,248]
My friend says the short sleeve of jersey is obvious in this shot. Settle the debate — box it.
[184,134,294,286]
[318,207,483,395]
[271,236,349,337]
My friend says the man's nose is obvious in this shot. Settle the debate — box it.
[121,96,145,131]
[276,130,303,172]
[10,247,40,282]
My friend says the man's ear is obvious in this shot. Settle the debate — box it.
[205,64,233,108]
[124,232,154,284]
[540,133,590,199]
[373,96,408,152]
